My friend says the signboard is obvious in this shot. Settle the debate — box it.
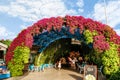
[84,65,97,80]
[71,38,81,45]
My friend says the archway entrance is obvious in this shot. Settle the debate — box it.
[29,26,93,69]
[5,16,120,79]
[31,39,92,64]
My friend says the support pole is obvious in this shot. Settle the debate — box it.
[104,0,108,24]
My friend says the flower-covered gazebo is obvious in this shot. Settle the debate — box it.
[5,15,120,79]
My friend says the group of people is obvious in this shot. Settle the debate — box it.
[28,51,87,72]
[67,51,81,69]
[54,51,85,70]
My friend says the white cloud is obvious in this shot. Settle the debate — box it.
[76,0,84,7]
[0,0,84,40]
[93,0,120,28]
[115,29,120,36]
[0,0,84,22]
[0,25,16,40]
[20,24,27,29]
[76,0,84,13]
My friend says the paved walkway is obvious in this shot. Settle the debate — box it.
[4,68,106,80]
[4,68,83,80]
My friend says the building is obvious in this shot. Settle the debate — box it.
[0,42,8,63]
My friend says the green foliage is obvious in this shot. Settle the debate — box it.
[0,39,12,46]
[37,43,57,66]
[34,54,41,66]
[109,69,120,80]
[92,30,98,36]
[8,46,30,76]
[83,30,97,44]
[83,30,93,44]
[14,46,30,63]
[89,50,102,67]
[102,43,119,75]
[8,60,24,76]
[37,38,71,65]
[38,45,57,65]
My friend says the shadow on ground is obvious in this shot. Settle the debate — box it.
[69,74,83,80]
[3,71,30,80]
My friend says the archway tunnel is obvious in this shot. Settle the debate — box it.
[31,38,92,68]
[30,27,93,69]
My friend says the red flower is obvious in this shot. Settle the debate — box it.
[93,35,109,52]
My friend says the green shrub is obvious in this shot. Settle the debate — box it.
[90,51,102,68]
[109,69,120,80]
[102,43,119,75]
[8,60,24,76]
[83,30,93,44]
[8,46,30,76]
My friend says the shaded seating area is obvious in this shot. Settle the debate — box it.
[0,63,10,79]
[28,63,54,72]
[0,71,10,79]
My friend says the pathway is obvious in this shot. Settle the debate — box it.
[4,68,83,80]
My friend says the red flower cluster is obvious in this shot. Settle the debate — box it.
[83,18,106,35]
[103,25,116,38]
[93,35,109,52]
[110,34,120,45]
[65,15,85,33]
[34,17,63,32]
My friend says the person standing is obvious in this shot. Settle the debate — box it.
[58,60,61,70]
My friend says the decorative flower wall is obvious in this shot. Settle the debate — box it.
[5,15,120,77]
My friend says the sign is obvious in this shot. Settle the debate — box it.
[84,65,97,80]
[71,38,81,45]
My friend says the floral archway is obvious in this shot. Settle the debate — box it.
[5,15,120,78]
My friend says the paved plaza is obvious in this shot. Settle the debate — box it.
[4,68,83,80]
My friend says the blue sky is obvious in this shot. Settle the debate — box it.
[0,0,120,40]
